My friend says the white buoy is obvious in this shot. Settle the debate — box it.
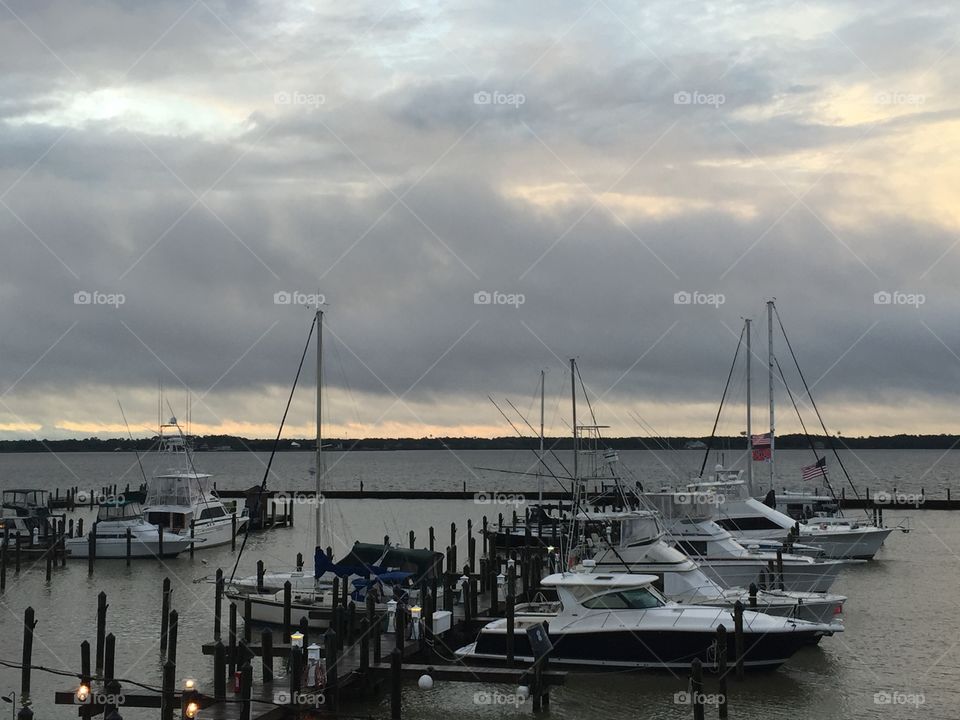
[418,674,434,690]
[517,685,530,701]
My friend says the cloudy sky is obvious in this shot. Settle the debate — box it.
[1,0,959,440]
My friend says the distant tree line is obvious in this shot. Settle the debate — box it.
[0,433,958,452]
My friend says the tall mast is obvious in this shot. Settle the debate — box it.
[538,369,545,506]
[570,359,578,483]
[745,318,754,496]
[315,309,323,549]
[767,300,775,486]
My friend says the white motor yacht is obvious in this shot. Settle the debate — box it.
[66,498,195,558]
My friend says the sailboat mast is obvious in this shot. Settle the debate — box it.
[315,309,323,549]
[767,300,775,485]
[538,369,545,506]
[745,318,754,496]
[570,359,578,483]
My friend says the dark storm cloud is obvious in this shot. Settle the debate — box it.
[1,0,959,436]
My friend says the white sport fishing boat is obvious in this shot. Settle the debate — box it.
[142,422,247,548]
[643,490,847,593]
[457,572,836,670]
[570,508,844,626]
[0,489,63,544]
[690,472,892,560]
[66,498,195,558]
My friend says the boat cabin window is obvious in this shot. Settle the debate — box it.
[582,588,664,610]
[199,506,227,520]
[676,540,708,556]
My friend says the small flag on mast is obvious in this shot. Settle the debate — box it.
[802,457,827,481]
[751,432,772,462]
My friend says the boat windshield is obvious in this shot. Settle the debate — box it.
[582,587,664,610]
[97,501,142,521]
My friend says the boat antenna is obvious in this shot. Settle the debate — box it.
[539,369,545,508]
[165,400,213,511]
[117,399,148,489]
[229,313,317,584]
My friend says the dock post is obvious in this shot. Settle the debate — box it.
[296,551,303,571]
[482,515,488,556]
[289,641,302,696]
[717,626,728,717]
[95,591,108,675]
[104,633,119,717]
[158,522,163,558]
[189,520,195,559]
[733,600,744,679]
[348,601,357,645]
[228,602,237,677]
[261,628,273,683]
[359,617,370,673]
[409,530,415,548]
[283,581,292,642]
[332,576,340,610]
[160,577,171,657]
[776,550,784,590]
[20,607,35,707]
[167,609,179,667]
[125,527,132,566]
[240,661,252,720]
[748,583,757,609]
[256,560,265,592]
[395,604,406,650]
[468,535,476,574]
[214,568,224,640]
[77,517,83,538]
[161,659,175,720]
[325,626,339,711]
[390,647,402,720]
[87,527,96,575]
[428,526,435,552]
[374,601,383,665]
[213,640,226,699]
[231,513,237,551]
[298,616,310,655]
[463,566,473,625]
[45,544,52,581]
[244,597,252,644]
[505,594,515,663]
[1,534,6,593]
[691,658,705,720]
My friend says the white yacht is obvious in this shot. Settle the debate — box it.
[643,490,847,593]
[570,508,845,626]
[457,573,836,670]
[142,423,247,548]
[689,470,892,560]
[0,489,62,544]
[66,498,195,558]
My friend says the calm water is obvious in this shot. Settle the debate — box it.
[0,450,958,718]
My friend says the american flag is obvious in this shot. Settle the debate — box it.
[751,433,772,447]
[802,457,827,481]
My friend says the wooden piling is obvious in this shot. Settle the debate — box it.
[87,527,96,575]
[231,512,237,551]
[95,591,108,674]
[390,647,402,720]
[228,602,238,676]
[776,549,785,590]
[189,520,195,559]
[240,661,253,720]
[283,580,292,642]
[691,657,705,720]
[160,577,171,657]
[214,640,226,699]
[256,560,265,592]
[104,633,119,715]
[244,596,253,644]
[359,617,370,673]
[428,526,435,552]
[325,626,339,711]
[748,582,757,609]
[161,659,175,720]
[125,527,132,566]
[20,607,35,703]
[0,534,6,593]
[261,628,273,683]
[167,608,179,667]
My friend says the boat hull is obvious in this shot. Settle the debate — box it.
[65,536,192,559]
[697,557,844,593]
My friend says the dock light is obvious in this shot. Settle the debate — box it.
[410,605,422,640]
[496,572,506,602]
[75,684,91,704]
[418,674,433,690]
[517,685,530,701]
[291,631,304,648]
[182,678,200,719]
[386,599,398,632]
[458,575,468,604]
[305,644,322,689]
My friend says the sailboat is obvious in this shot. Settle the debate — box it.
[694,303,893,560]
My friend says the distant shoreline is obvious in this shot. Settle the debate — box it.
[0,434,958,452]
